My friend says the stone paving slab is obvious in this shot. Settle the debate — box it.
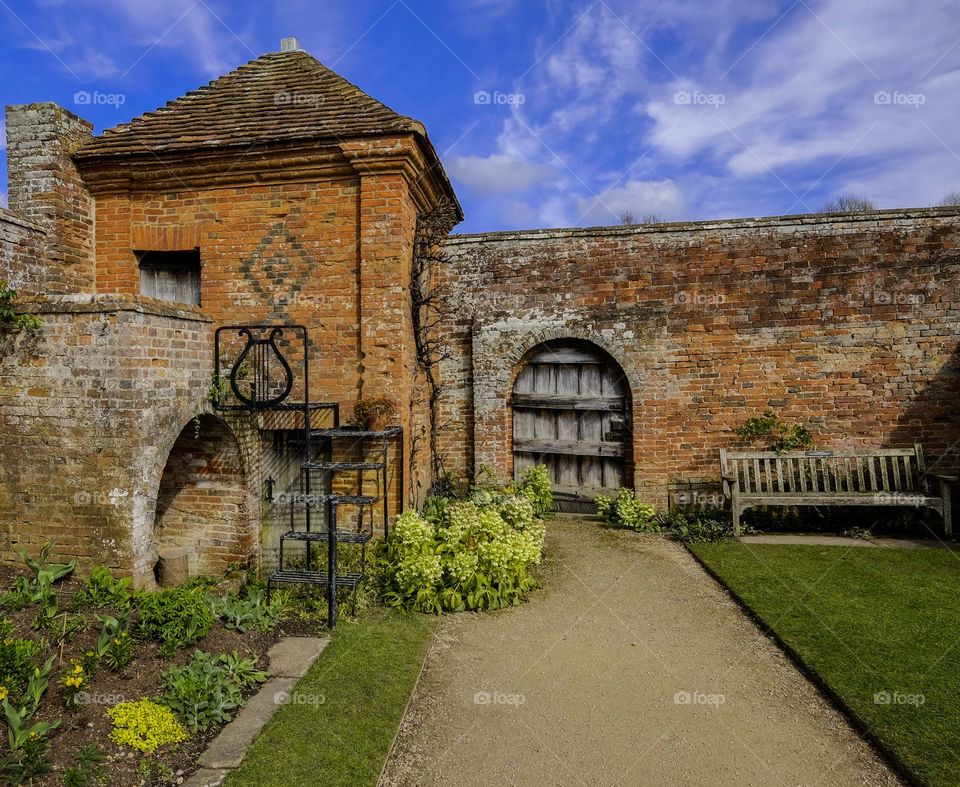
[188,636,330,780]
[182,768,230,787]
[267,636,329,677]
[199,677,297,769]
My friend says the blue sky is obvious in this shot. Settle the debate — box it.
[1,0,958,233]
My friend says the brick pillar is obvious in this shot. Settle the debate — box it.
[5,103,95,293]
[356,170,418,507]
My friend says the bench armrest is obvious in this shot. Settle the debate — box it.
[927,473,957,483]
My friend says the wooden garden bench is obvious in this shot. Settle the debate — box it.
[719,445,953,537]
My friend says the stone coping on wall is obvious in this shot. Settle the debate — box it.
[447,206,960,244]
[0,206,44,233]
[15,293,213,322]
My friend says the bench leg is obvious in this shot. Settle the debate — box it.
[941,479,953,538]
[732,503,742,537]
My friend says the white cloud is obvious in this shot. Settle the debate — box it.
[447,153,555,194]
[575,179,684,226]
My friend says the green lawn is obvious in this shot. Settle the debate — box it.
[693,542,960,785]
[691,542,960,787]
[227,608,436,787]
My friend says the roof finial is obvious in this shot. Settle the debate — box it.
[280,37,300,52]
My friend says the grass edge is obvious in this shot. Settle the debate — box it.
[684,542,923,787]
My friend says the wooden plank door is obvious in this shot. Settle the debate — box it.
[512,342,631,508]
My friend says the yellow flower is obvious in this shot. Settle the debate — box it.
[113,638,122,645]
[0,686,8,701]
[73,664,84,674]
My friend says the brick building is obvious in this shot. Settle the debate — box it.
[2,41,959,583]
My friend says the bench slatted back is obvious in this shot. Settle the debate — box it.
[720,445,925,495]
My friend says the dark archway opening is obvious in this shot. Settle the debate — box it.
[154,415,251,579]
[511,339,633,512]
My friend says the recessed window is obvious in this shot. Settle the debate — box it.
[138,250,201,305]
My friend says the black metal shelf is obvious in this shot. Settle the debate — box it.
[268,570,365,589]
[214,324,404,628]
[280,530,373,544]
[301,460,385,472]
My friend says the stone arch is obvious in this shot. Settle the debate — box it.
[471,321,644,487]
[133,407,259,587]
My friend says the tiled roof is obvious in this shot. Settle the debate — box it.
[74,50,427,158]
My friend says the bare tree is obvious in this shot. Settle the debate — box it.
[641,213,666,224]
[820,194,876,213]
[939,191,960,207]
[618,210,636,225]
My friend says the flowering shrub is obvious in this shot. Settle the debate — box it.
[107,699,188,754]
[59,660,87,707]
[595,489,659,531]
[381,469,549,613]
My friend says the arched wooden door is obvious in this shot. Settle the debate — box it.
[512,341,632,511]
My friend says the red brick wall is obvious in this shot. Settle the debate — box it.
[439,209,960,505]
[155,414,252,576]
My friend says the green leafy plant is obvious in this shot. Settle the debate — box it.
[107,698,188,754]
[62,744,108,787]
[213,588,283,633]
[381,486,547,614]
[93,613,134,671]
[661,511,733,543]
[136,587,214,656]
[60,659,89,708]
[509,465,554,518]
[1,656,59,783]
[0,638,41,703]
[735,410,814,453]
[0,281,41,332]
[844,526,875,541]
[595,489,659,531]
[161,651,264,732]
[72,566,132,611]
[17,543,75,629]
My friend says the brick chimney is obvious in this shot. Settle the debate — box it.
[5,103,95,294]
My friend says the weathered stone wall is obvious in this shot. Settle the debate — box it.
[0,296,258,586]
[0,208,46,293]
[4,104,95,294]
[439,209,960,505]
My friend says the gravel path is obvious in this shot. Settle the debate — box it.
[380,517,899,787]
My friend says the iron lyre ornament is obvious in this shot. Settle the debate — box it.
[212,325,307,412]
[229,326,295,408]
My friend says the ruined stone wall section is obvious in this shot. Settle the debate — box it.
[439,210,960,504]
[0,208,46,293]
[0,296,235,584]
[5,104,95,293]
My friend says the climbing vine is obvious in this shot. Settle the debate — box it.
[411,199,460,496]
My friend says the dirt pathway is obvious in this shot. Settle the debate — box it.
[381,517,899,787]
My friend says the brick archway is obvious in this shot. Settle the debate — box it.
[132,409,259,588]
[471,320,643,485]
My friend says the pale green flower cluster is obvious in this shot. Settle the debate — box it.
[384,487,548,611]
